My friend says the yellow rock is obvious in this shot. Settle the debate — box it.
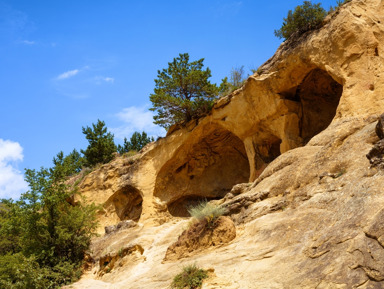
[66,1,384,288]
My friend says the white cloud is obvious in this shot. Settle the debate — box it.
[56,69,79,80]
[0,139,28,199]
[111,105,166,140]
[21,40,35,45]
[94,76,115,84]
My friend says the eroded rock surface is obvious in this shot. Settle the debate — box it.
[66,1,384,288]
[164,216,236,262]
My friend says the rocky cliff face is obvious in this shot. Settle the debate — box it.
[67,0,384,288]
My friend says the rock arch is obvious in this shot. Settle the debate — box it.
[154,124,250,217]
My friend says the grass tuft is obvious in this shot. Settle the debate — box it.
[188,201,227,224]
[171,264,208,289]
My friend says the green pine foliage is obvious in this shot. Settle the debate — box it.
[81,119,117,167]
[149,53,219,129]
[52,149,84,178]
[117,131,154,154]
[274,1,327,40]
[0,156,98,288]
[171,264,208,289]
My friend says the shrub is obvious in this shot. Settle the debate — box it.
[274,1,327,40]
[188,201,227,224]
[329,0,351,13]
[0,158,98,288]
[219,66,248,96]
[0,253,49,289]
[171,264,208,289]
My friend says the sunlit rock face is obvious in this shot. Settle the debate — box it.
[66,1,384,288]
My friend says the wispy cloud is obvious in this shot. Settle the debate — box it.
[94,76,115,84]
[111,105,166,140]
[53,64,114,98]
[0,139,28,199]
[56,69,80,80]
[0,3,36,43]
[21,40,35,45]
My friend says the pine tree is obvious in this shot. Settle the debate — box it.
[149,53,219,129]
[52,149,84,178]
[117,131,154,154]
[81,119,116,167]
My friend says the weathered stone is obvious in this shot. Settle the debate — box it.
[375,113,384,139]
[65,1,384,288]
[104,220,137,235]
[164,216,236,262]
[367,139,384,166]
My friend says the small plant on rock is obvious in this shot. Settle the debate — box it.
[188,201,227,225]
[171,264,208,289]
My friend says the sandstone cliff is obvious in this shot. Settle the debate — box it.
[67,0,384,288]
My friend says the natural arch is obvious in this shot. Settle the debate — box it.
[104,185,143,222]
[154,124,250,217]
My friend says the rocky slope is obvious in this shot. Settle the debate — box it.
[66,0,384,288]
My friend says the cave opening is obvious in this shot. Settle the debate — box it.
[251,135,282,180]
[104,185,143,222]
[280,68,343,144]
[154,124,250,217]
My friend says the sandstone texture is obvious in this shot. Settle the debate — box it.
[164,216,236,262]
[65,0,384,288]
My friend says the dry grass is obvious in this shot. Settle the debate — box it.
[188,201,227,223]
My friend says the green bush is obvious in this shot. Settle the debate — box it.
[171,264,208,289]
[274,1,327,40]
[188,201,227,224]
[0,253,49,289]
[0,154,98,288]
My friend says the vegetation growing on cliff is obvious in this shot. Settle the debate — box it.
[274,1,327,40]
[117,131,154,154]
[188,201,227,225]
[81,119,117,167]
[219,66,248,96]
[329,0,352,13]
[171,264,208,289]
[149,53,219,129]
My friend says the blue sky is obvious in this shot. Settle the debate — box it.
[1,0,338,199]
